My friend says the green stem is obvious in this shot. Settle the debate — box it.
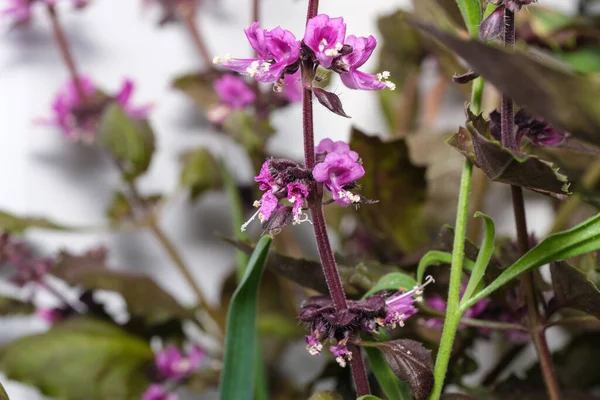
[455,0,482,37]
[429,160,473,400]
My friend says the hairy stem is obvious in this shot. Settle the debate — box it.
[502,8,561,400]
[300,0,369,395]
[430,160,473,400]
[47,5,87,101]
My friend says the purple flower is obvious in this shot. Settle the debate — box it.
[242,159,312,232]
[304,14,347,69]
[281,71,303,103]
[142,385,177,400]
[287,182,309,223]
[42,76,151,140]
[337,35,394,91]
[213,75,256,109]
[330,341,352,368]
[1,0,33,23]
[214,22,301,83]
[315,138,359,161]
[312,152,365,206]
[1,233,54,288]
[155,345,204,381]
[305,331,323,355]
[490,109,568,149]
[36,307,63,324]
[424,284,490,329]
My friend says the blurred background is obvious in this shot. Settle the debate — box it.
[0,0,581,398]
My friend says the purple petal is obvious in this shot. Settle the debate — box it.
[258,191,279,222]
[213,75,256,109]
[304,14,347,68]
[341,35,377,70]
[340,70,387,91]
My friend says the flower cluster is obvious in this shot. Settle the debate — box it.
[490,109,569,149]
[299,276,434,367]
[0,233,53,288]
[213,14,395,93]
[142,344,204,400]
[241,139,366,234]
[40,76,152,141]
[1,0,89,24]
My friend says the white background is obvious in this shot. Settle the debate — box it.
[0,0,576,398]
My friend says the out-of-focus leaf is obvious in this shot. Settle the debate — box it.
[0,211,73,233]
[362,273,418,299]
[105,191,162,224]
[172,70,223,111]
[98,103,155,181]
[54,251,191,325]
[222,111,275,152]
[441,395,477,400]
[0,297,34,316]
[367,339,434,400]
[412,21,600,147]
[464,213,600,309]
[308,392,343,400]
[350,128,427,253]
[553,332,600,389]
[257,314,303,340]
[0,381,8,400]
[0,318,152,400]
[312,88,350,118]
[220,235,272,400]
[448,110,570,197]
[179,148,223,201]
[554,47,600,73]
[356,396,383,400]
[550,261,600,319]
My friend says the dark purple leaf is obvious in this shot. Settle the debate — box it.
[370,339,434,400]
[550,261,600,319]
[479,5,505,41]
[411,20,600,148]
[312,88,350,118]
[452,70,480,84]
[447,110,570,198]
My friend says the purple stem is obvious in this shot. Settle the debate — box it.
[502,7,561,400]
[301,0,370,395]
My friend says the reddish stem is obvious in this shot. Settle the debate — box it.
[178,3,212,67]
[301,0,370,395]
[47,5,87,101]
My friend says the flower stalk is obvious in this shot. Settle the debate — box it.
[300,0,370,395]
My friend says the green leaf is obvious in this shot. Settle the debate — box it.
[412,21,600,148]
[0,380,9,400]
[98,103,155,181]
[417,250,476,284]
[172,70,223,111]
[220,235,272,400]
[0,318,152,400]
[550,261,600,319]
[364,332,412,400]
[350,128,428,253]
[105,191,162,225]
[464,213,600,310]
[447,110,570,197]
[54,251,192,325]
[223,111,275,152]
[179,148,223,201]
[554,47,600,73]
[362,272,418,299]
[357,396,384,400]
[461,212,495,304]
[0,297,34,316]
[0,211,73,234]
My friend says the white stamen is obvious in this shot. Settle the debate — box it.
[246,60,260,77]
[377,71,396,90]
[318,38,328,52]
[212,56,222,65]
[241,208,261,232]
[336,357,347,368]
[224,53,232,61]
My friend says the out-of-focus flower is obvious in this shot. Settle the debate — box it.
[142,384,177,400]
[214,22,301,83]
[312,150,365,206]
[300,276,435,367]
[1,0,91,24]
[1,233,53,287]
[335,35,394,91]
[304,14,347,68]
[423,285,490,329]
[40,76,151,141]
[213,75,256,109]
[490,109,569,149]
[36,307,63,324]
[155,345,204,381]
